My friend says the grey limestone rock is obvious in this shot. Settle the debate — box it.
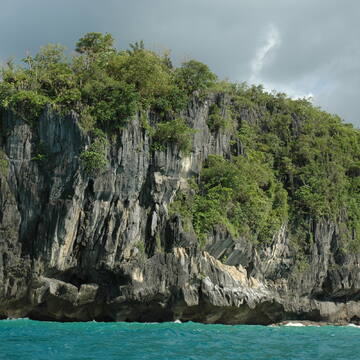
[1,98,360,324]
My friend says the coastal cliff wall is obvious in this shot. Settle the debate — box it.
[1,97,360,324]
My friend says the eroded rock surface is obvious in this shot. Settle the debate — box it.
[1,99,360,324]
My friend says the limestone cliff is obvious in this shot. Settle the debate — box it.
[1,96,360,324]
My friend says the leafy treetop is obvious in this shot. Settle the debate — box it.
[75,32,115,55]
[0,32,217,128]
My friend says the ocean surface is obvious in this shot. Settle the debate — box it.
[0,319,359,360]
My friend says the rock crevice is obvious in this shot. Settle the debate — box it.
[1,101,360,324]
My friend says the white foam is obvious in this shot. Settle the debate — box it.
[283,322,306,327]
[174,319,182,324]
[348,323,360,328]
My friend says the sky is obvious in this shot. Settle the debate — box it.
[0,0,359,125]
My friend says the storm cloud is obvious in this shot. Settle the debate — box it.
[0,0,359,124]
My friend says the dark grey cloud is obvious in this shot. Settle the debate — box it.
[0,0,359,125]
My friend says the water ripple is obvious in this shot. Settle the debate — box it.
[0,320,359,360]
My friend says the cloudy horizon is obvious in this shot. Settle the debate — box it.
[1,0,359,125]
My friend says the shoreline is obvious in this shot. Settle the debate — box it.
[271,320,360,327]
[1,316,360,327]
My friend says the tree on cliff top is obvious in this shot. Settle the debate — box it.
[75,32,115,56]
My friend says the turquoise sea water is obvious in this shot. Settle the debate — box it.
[0,319,359,360]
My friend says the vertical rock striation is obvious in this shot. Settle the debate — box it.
[1,97,360,324]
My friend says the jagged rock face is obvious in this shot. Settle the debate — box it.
[1,98,360,324]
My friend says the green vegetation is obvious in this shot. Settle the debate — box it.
[0,32,218,157]
[172,83,360,250]
[1,32,360,252]
[152,118,196,154]
[172,153,287,244]
[230,85,360,226]
[0,149,8,176]
[134,240,146,255]
[175,60,217,96]
[207,103,233,132]
[31,141,47,162]
[0,33,215,127]
[80,129,108,174]
[2,90,49,122]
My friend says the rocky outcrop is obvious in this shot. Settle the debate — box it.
[1,97,360,324]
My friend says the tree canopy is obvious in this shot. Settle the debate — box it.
[1,32,360,253]
[0,32,216,128]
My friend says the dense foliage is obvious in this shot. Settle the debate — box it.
[1,33,360,251]
[0,32,216,171]
[80,129,108,174]
[0,33,214,129]
[172,83,360,250]
[152,118,196,154]
[207,103,233,132]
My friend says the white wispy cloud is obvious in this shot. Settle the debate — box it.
[250,23,281,84]
[249,23,313,102]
